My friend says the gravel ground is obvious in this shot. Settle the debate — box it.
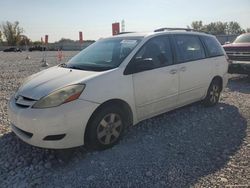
[0,51,249,188]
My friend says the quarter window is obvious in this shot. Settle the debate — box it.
[175,35,206,63]
[202,36,224,57]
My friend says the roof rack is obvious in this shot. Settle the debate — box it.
[117,32,135,35]
[154,27,199,32]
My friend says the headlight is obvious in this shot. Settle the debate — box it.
[32,84,85,109]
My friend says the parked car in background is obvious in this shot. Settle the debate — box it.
[223,33,250,76]
[8,29,229,150]
[3,47,22,52]
[29,46,46,51]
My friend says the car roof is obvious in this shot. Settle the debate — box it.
[107,30,213,40]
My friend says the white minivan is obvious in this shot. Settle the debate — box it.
[8,29,229,150]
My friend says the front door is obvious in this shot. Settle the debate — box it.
[131,36,179,120]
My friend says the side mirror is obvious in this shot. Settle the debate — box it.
[134,58,154,73]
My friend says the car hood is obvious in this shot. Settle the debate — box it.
[17,66,105,100]
[223,43,250,50]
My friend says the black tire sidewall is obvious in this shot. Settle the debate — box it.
[85,105,126,150]
[204,80,221,106]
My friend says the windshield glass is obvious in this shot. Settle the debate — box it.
[66,37,142,71]
[234,34,250,43]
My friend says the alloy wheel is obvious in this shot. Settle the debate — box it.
[209,85,220,103]
[97,113,123,145]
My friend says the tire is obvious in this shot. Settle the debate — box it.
[203,79,222,107]
[85,105,126,150]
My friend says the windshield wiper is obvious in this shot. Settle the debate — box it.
[67,65,84,70]
[58,63,83,70]
[58,63,67,67]
[65,63,115,71]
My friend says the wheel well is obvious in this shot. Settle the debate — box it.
[84,99,133,142]
[212,76,223,91]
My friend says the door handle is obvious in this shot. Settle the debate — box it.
[179,66,186,72]
[170,69,177,74]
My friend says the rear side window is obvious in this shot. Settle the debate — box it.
[202,36,224,57]
[174,35,206,63]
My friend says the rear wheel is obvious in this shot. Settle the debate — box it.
[85,105,125,150]
[203,80,221,106]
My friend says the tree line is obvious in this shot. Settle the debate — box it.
[0,21,31,46]
[0,21,94,46]
[189,21,250,35]
[0,20,250,46]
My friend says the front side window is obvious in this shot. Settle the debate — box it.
[202,36,224,57]
[133,36,173,70]
[67,38,141,71]
[174,35,206,63]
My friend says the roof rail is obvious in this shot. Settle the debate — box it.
[154,27,199,32]
[117,32,135,35]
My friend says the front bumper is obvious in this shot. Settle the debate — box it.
[228,61,250,75]
[8,96,99,149]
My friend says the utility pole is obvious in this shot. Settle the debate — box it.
[121,19,125,33]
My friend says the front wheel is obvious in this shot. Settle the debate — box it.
[85,105,125,150]
[203,80,221,107]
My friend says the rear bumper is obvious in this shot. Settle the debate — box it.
[228,61,250,75]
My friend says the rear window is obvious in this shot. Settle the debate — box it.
[174,35,206,63]
[202,36,224,57]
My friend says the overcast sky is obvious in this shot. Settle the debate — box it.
[0,0,249,42]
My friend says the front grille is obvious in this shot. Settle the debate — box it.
[15,95,37,108]
[224,45,250,62]
[16,103,30,108]
[228,55,250,61]
[22,96,36,101]
[226,51,250,61]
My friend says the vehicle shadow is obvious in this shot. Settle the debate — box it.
[227,75,250,94]
[0,102,247,187]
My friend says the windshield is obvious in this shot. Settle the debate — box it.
[66,37,142,71]
[234,33,250,43]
